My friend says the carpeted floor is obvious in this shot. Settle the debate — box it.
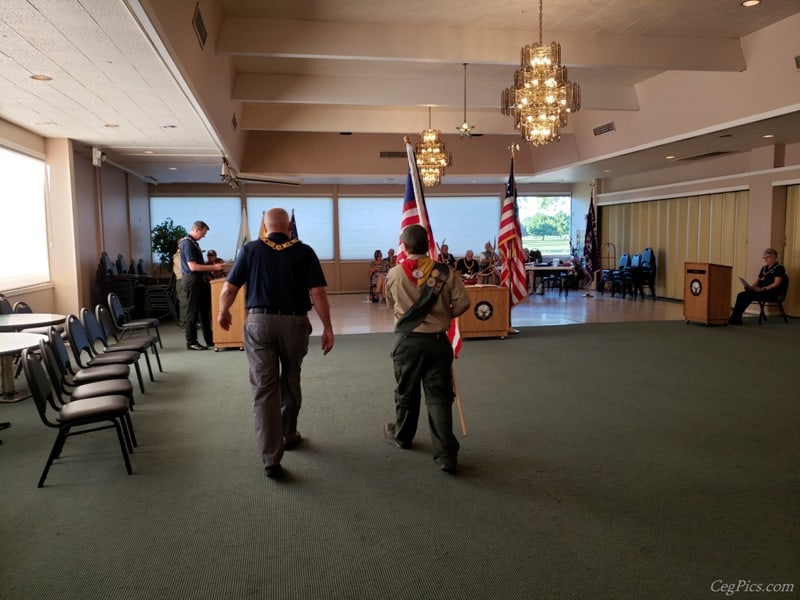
[1,320,798,600]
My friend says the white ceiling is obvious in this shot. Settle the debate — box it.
[0,0,799,185]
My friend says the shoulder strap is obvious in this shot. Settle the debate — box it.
[394,263,450,334]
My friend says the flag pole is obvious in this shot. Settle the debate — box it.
[404,135,466,436]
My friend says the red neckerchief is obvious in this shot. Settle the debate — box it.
[400,256,434,286]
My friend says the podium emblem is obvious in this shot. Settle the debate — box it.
[690,279,702,297]
[474,301,493,321]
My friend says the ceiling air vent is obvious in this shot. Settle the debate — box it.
[380,151,406,158]
[676,151,732,162]
[593,122,616,136]
[192,3,207,49]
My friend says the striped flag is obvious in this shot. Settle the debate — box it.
[290,209,299,240]
[583,192,600,286]
[235,207,250,259]
[258,211,268,241]
[400,140,462,358]
[498,157,529,306]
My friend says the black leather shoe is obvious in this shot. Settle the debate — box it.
[439,459,458,474]
[265,464,284,479]
[283,432,302,450]
[186,342,208,350]
[384,423,411,449]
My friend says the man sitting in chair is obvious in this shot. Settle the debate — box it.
[479,242,502,284]
[728,247,786,325]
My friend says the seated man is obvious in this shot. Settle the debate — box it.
[439,243,456,268]
[205,250,226,279]
[479,242,502,284]
[728,247,786,324]
[455,250,480,285]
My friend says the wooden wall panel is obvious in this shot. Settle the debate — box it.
[599,191,749,302]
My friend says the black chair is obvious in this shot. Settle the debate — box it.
[21,348,135,488]
[66,314,146,394]
[81,308,156,382]
[622,253,642,299]
[635,247,657,300]
[0,293,12,314]
[96,304,162,373]
[39,338,135,412]
[108,292,162,348]
[47,326,132,391]
[601,253,630,296]
[757,275,789,324]
[142,274,179,322]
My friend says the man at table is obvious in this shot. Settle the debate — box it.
[455,250,480,284]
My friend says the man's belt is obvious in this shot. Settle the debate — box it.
[247,307,306,316]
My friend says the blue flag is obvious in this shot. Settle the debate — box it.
[290,209,298,240]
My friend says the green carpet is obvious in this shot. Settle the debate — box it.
[1,320,798,600]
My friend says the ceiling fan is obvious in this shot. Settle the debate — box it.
[221,157,302,187]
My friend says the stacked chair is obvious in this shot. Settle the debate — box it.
[600,253,630,296]
[142,274,179,323]
[635,247,657,300]
[81,307,158,383]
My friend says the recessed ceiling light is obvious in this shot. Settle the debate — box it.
[104,123,119,128]
[762,134,775,139]
[143,150,154,154]
[168,167,177,171]
[666,155,676,160]
[741,0,761,7]
[30,74,52,81]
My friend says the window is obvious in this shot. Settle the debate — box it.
[518,195,572,256]
[150,196,241,262]
[246,197,334,260]
[338,195,500,260]
[0,146,49,290]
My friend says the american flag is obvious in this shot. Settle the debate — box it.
[290,209,298,240]
[498,157,529,306]
[583,193,600,286]
[235,207,250,260]
[399,141,462,358]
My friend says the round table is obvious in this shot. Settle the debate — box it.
[0,314,65,401]
[0,331,48,441]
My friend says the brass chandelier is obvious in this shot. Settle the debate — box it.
[416,106,452,187]
[457,63,475,138]
[500,0,581,146]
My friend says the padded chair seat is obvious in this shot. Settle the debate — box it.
[57,395,129,422]
[68,379,134,403]
[72,363,130,385]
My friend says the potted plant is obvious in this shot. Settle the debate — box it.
[150,218,187,278]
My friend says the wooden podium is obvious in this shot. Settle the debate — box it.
[683,262,732,325]
[210,278,246,350]
[458,285,510,339]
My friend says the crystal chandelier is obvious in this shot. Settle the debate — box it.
[500,0,581,146]
[416,107,452,187]
[457,63,475,138]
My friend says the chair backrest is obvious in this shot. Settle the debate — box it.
[13,301,33,313]
[137,259,145,276]
[38,339,70,405]
[617,253,630,269]
[66,314,97,367]
[48,326,76,376]
[21,348,60,428]
[629,253,642,268]
[116,254,126,276]
[81,307,110,351]
[96,305,122,342]
[640,247,655,268]
[777,274,790,300]
[0,293,12,314]
[107,292,127,327]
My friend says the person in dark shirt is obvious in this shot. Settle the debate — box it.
[180,220,224,350]
[728,247,786,325]
[455,249,480,284]
[218,208,334,479]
